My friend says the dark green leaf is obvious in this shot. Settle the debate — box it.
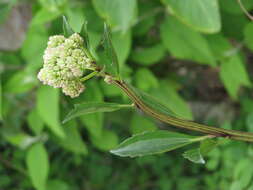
[182,148,205,164]
[162,0,221,33]
[110,130,200,157]
[62,15,74,37]
[63,102,133,123]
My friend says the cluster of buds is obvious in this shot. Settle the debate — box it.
[38,33,93,98]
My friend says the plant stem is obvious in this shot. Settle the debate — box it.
[112,79,253,142]
[80,71,98,82]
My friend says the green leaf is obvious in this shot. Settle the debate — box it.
[91,129,119,151]
[222,12,248,40]
[27,109,44,135]
[66,7,86,32]
[234,159,253,189]
[3,70,38,94]
[219,54,251,99]
[62,15,74,37]
[134,68,159,91]
[160,17,215,66]
[123,82,180,119]
[31,8,61,26]
[58,120,88,155]
[151,80,193,120]
[38,0,67,12]
[26,143,49,190]
[80,21,91,52]
[0,78,2,120]
[63,102,133,124]
[162,0,221,33]
[183,139,218,164]
[205,34,232,61]
[47,180,69,190]
[244,22,253,51]
[200,139,218,155]
[110,130,200,157]
[79,80,104,138]
[111,30,132,68]
[220,0,253,15]
[130,43,166,66]
[101,23,120,77]
[246,112,253,133]
[182,148,205,164]
[130,114,157,134]
[92,0,137,32]
[21,25,48,67]
[4,133,46,149]
[37,86,65,138]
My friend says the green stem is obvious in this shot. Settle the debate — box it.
[113,79,253,142]
[80,71,98,82]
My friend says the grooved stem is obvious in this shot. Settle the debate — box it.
[113,79,253,142]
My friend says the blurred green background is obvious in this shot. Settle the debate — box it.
[1,0,253,189]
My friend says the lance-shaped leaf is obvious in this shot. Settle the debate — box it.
[80,21,94,60]
[26,143,49,190]
[100,23,120,77]
[80,21,90,50]
[63,102,133,123]
[62,16,74,37]
[110,130,203,157]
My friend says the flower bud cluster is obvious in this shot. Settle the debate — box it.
[38,33,92,98]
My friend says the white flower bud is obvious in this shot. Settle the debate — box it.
[38,33,92,98]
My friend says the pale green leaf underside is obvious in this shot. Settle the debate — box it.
[63,102,133,123]
[163,0,221,33]
[110,130,199,157]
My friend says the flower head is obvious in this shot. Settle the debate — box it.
[38,33,92,97]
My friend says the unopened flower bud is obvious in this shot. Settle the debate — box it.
[38,33,92,98]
